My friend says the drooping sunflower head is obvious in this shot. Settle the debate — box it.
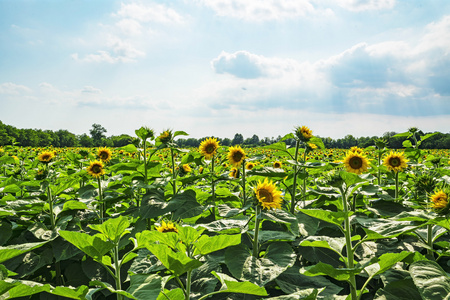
[38,151,55,164]
[273,161,282,168]
[156,220,178,233]
[295,126,313,141]
[199,137,220,160]
[158,130,173,144]
[383,151,408,173]
[246,162,255,170]
[87,160,106,178]
[227,146,246,168]
[430,190,449,214]
[254,178,283,210]
[97,147,112,162]
[343,151,369,175]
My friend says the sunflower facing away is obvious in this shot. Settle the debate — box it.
[159,130,172,144]
[156,220,178,233]
[343,151,369,174]
[296,126,313,141]
[383,151,408,173]
[229,168,239,178]
[97,147,112,162]
[87,160,106,178]
[38,151,55,164]
[255,178,283,210]
[430,190,449,212]
[227,145,246,168]
[199,137,220,160]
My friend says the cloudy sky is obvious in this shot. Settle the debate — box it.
[1,0,449,140]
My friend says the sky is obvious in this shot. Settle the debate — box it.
[1,0,449,140]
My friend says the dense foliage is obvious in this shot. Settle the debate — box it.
[0,126,450,299]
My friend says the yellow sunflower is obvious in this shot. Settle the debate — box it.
[383,151,408,173]
[296,126,313,141]
[254,178,283,210]
[227,146,246,168]
[229,168,239,178]
[156,220,178,233]
[273,161,282,168]
[343,151,369,174]
[246,162,255,170]
[87,160,106,178]
[430,190,448,211]
[199,137,220,160]
[182,164,192,173]
[97,147,112,162]
[350,146,363,153]
[158,130,172,144]
[308,143,318,150]
[38,151,55,164]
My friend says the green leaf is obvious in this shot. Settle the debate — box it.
[263,142,288,152]
[261,210,299,236]
[117,144,138,153]
[301,262,361,282]
[364,251,412,278]
[193,234,241,256]
[225,243,296,286]
[59,231,113,261]
[374,278,422,300]
[89,280,136,299]
[146,244,202,276]
[89,215,130,244]
[3,281,51,299]
[309,137,325,149]
[409,260,450,300]
[51,285,90,299]
[127,274,162,300]
[177,225,203,246]
[299,209,348,229]
[173,130,189,137]
[61,200,88,213]
[0,241,48,264]
[339,170,367,187]
[402,140,413,148]
[211,271,268,296]
[300,236,346,258]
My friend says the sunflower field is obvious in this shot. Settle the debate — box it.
[0,126,450,300]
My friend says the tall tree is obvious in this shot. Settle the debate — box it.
[89,123,107,146]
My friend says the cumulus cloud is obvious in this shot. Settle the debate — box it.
[336,0,395,12]
[115,2,185,24]
[0,82,32,95]
[195,0,324,21]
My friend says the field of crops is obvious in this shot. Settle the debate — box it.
[0,126,450,300]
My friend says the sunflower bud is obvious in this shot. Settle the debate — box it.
[295,126,313,142]
[324,169,344,188]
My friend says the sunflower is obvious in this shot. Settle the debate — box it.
[227,146,246,168]
[229,168,239,178]
[383,151,408,173]
[246,162,255,170]
[97,147,112,162]
[430,190,449,212]
[199,137,220,160]
[350,146,363,153]
[87,160,106,178]
[308,143,318,150]
[343,151,369,174]
[295,126,313,141]
[254,178,283,210]
[273,161,282,168]
[158,130,172,144]
[156,220,178,233]
[182,164,192,173]
[38,151,55,164]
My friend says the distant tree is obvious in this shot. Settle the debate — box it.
[90,124,107,146]
[78,133,94,147]
[221,138,231,146]
[56,130,78,147]
[231,133,244,145]
[110,134,133,147]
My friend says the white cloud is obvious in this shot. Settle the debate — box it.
[115,18,143,36]
[82,86,102,94]
[115,2,185,24]
[0,82,32,95]
[336,0,395,12]
[196,0,322,21]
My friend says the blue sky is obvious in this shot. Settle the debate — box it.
[1,0,449,140]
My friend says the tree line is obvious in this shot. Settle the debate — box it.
[1,120,449,149]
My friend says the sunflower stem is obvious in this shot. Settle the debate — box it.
[97,177,104,223]
[339,186,357,300]
[47,185,55,230]
[143,139,148,184]
[427,224,434,259]
[113,243,123,300]
[210,156,216,219]
[252,205,261,257]
[290,140,300,214]
[242,160,247,208]
[170,147,177,196]
[301,147,308,209]
[394,171,399,201]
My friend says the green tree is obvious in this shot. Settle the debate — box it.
[90,124,107,146]
[231,133,244,145]
[78,133,94,147]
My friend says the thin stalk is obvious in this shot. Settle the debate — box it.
[210,156,216,219]
[242,160,247,207]
[427,224,434,259]
[301,148,307,209]
[377,151,382,186]
[394,172,399,201]
[97,177,104,223]
[185,270,192,300]
[340,187,357,300]
[47,185,55,230]
[143,139,148,183]
[113,245,123,300]
[252,205,261,257]
[170,148,177,196]
[290,140,300,214]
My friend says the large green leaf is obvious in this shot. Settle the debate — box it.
[261,210,299,236]
[299,209,348,229]
[211,272,268,297]
[300,236,346,258]
[58,231,114,261]
[409,260,450,300]
[51,285,90,299]
[1,280,51,299]
[301,262,362,282]
[89,215,130,244]
[193,234,241,256]
[127,274,162,300]
[374,278,422,300]
[225,243,296,286]
[0,241,48,264]
[146,244,202,276]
